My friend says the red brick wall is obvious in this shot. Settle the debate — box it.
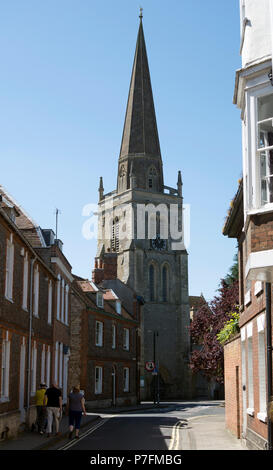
[0,211,72,421]
[250,213,273,253]
[224,335,242,438]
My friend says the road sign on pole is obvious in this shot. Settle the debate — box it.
[145,361,155,372]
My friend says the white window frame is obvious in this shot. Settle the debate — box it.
[123,328,130,351]
[61,279,65,323]
[1,333,10,402]
[33,265,40,318]
[254,281,263,296]
[257,314,267,422]
[112,324,116,349]
[95,366,102,394]
[95,321,103,347]
[22,252,29,310]
[245,85,273,212]
[256,93,273,207]
[54,342,59,383]
[48,280,53,325]
[59,343,63,388]
[123,367,129,392]
[41,344,46,384]
[46,346,51,387]
[31,341,37,396]
[247,323,254,416]
[65,284,69,325]
[96,292,104,308]
[116,301,121,315]
[5,234,14,302]
[244,279,251,306]
[56,275,61,321]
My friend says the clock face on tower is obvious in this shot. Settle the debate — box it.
[151,234,167,251]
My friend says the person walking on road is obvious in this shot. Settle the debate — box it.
[67,386,86,439]
[44,383,62,437]
[35,383,47,434]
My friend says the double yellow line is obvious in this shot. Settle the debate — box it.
[169,420,184,451]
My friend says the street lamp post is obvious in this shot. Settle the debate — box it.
[153,331,159,406]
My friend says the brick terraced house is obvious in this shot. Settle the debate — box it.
[0,186,73,438]
[70,252,143,408]
[223,0,273,450]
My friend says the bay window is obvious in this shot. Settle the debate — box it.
[257,93,273,205]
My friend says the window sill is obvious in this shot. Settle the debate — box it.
[0,398,10,404]
[56,319,69,326]
[247,203,273,217]
[257,412,267,423]
[247,408,254,417]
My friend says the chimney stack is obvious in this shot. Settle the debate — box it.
[92,253,118,284]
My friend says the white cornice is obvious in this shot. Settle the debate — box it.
[51,257,74,282]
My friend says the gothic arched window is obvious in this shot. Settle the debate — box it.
[149,264,155,302]
[162,265,169,302]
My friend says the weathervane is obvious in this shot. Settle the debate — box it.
[139,7,143,20]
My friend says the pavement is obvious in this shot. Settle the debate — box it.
[178,414,246,450]
[0,412,99,451]
[0,401,246,451]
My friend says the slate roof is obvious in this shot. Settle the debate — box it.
[119,18,161,160]
[0,185,46,247]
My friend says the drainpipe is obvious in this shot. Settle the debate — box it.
[266,282,272,451]
[26,257,36,428]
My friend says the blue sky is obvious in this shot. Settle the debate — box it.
[0,0,242,301]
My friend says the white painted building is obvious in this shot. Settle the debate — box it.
[234,0,273,283]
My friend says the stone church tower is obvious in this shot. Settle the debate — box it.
[96,14,191,399]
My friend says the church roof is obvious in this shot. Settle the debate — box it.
[119,18,161,160]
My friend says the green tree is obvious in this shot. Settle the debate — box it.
[224,253,238,286]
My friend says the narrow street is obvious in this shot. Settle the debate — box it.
[53,401,244,451]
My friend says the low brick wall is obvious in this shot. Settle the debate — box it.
[86,395,137,410]
[224,334,242,439]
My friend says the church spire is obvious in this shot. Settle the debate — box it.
[119,15,162,161]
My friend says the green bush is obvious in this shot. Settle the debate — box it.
[217,311,240,345]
